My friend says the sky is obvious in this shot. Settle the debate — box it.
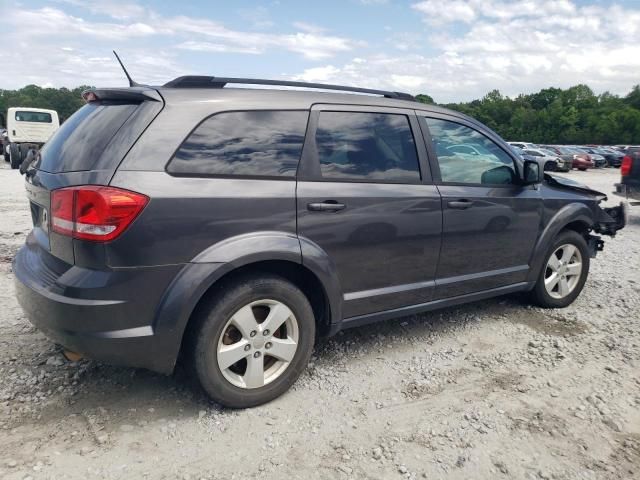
[2,0,640,103]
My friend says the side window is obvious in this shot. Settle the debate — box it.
[315,111,420,183]
[425,118,516,185]
[168,110,308,177]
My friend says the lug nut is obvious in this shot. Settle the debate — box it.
[250,330,257,337]
[265,342,272,349]
[253,351,261,358]
[244,344,251,352]
[263,329,270,336]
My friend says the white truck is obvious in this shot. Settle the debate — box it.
[4,107,59,169]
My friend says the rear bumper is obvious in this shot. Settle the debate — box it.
[13,241,181,373]
[614,183,640,201]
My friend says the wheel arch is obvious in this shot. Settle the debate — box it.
[151,232,343,372]
[526,203,594,284]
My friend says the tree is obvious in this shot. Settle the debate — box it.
[415,94,434,104]
[416,83,640,144]
[0,84,92,126]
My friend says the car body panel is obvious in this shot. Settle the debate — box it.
[433,184,542,297]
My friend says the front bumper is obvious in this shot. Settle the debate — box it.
[593,201,628,236]
[13,241,181,373]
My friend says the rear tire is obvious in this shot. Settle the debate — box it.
[578,167,586,171]
[190,274,315,408]
[530,230,590,308]
[9,143,21,169]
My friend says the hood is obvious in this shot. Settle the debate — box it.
[544,173,607,200]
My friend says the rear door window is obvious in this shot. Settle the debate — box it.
[167,111,308,177]
[314,111,420,183]
[37,102,138,173]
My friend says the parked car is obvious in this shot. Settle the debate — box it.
[614,147,640,203]
[540,145,581,171]
[13,77,626,408]
[595,147,624,168]
[523,147,571,172]
[565,147,594,170]
[578,147,610,168]
[508,141,537,150]
[5,107,60,169]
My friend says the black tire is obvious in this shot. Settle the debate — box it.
[9,143,21,169]
[530,230,590,308]
[190,274,315,408]
[578,167,586,171]
[19,143,30,162]
[2,144,8,162]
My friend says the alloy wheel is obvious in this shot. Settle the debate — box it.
[544,243,583,299]
[216,299,299,389]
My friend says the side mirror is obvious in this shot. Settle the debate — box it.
[522,159,543,184]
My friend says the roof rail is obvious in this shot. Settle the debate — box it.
[162,76,415,101]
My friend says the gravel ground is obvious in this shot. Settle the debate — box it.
[0,161,638,480]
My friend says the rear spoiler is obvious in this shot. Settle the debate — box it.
[81,87,162,103]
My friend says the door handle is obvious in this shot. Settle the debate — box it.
[447,199,474,209]
[307,201,346,212]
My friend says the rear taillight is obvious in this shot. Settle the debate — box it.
[621,156,632,176]
[51,186,148,242]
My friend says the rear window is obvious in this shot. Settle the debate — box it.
[167,111,308,177]
[37,102,138,173]
[16,111,52,123]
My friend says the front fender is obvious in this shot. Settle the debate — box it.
[151,231,343,371]
[526,202,594,284]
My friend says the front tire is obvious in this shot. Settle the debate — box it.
[530,230,590,308]
[191,274,315,408]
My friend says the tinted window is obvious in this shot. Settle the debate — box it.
[168,111,308,177]
[315,112,420,182]
[425,118,516,185]
[16,111,52,123]
[38,102,138,173]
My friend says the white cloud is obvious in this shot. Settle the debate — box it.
[412,0,476,24]
[55,0,147,20]
[1,0,639,103]
[412,0,577,24]
[0,4,359,88]
[293,65,341,83]
[294,1,640,102]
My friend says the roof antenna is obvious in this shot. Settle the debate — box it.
[113,50,140,87]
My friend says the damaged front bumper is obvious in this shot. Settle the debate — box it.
[588,201,628,256]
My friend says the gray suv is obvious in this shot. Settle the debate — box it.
[13,77,626,408]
